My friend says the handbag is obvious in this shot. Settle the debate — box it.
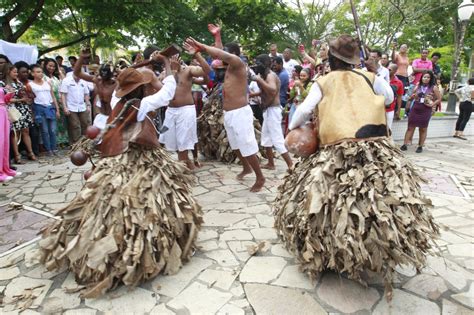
[7,106,21,123]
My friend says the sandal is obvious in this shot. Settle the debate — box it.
[27,152,37,161]
[14,155,26,164]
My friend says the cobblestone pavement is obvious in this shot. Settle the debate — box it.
[0,137,473,314]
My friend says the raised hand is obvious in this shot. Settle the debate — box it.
[80,47,91,58]
[170,55,181,71]
[208,23,221,36]
[185,37,205,53]
[183,42,198,55]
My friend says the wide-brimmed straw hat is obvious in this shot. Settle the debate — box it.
[115,68,153,98]
[328,34,361,65]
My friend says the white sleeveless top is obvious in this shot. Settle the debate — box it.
[29,80,53,105]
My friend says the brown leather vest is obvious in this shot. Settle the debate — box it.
[315,70,388,145]
[100,99,159,157]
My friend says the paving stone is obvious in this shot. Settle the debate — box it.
[230,284,244,297]
[224,218,260,230]
[24,247,41,267]
[437,216,474,228]
[31,193,66,204]
[197,240,219,252]
[317,273,379,313]
[426,256,474,290]
[255,214,274,228]
[250,228,278,240]
[63,309,97,315]
[273,265,315,290]
[373,289,440,315]
[167,282,232,314]
[270,243,293,258]
[193,186,209,196]
[203,211,251,227]
[395,264,417,277]
[204,249,239,267]
[196,229,218,242]
[26,264,67,279]
[61,272,85,291]
[85,286,157,313]
[198,269,238,290]
[196,190,232,205]
[229,298,250,309]
[220,230,254,241]
[152,257,213,297]
[451,283,474,309]
[240,256,287,283]
[3,277,53,310]
[149,303,175,315]
[217,303,245,315]
[217,184,248,194]
[442,298,473,315]
[0,266,20,280]
[448,243,474,258]
[245,283,326,315]
[227,241,257,262]
[41,289,81,313]
[203,203,244,211]
[234,203,271,214]
[403,274,449,300]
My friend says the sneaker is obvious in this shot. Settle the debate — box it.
[416,146,423,153]
[400,144,408,151]
[14,171,22,177]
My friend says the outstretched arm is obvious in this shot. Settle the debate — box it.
[289,83,322,130]
[73,50,96,83]
[138,53,176,121]
[184,41,212,77]
[208,23,223,49]
[185,37,242,68]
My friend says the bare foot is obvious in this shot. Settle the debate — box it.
[194,159,202,168]
[250,177,265,192]
[236,169,252,180]
[261,163,275,170]
[184,160,196,171]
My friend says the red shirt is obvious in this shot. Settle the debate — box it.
[387,77,404,112]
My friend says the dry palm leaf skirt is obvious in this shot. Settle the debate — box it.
[39,145,203,298]
[273,139,439,294]
[198,88,262,163]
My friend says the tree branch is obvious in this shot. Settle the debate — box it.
[38,33,98,56]
[3,3,24,21]
[64,0,84,35]
[11,0,45,42]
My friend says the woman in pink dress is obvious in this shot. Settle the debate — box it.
[0,86,18,182]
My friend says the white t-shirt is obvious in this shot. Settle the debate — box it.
[248,81,261,105]
[376,66,390,82]
[283,59,300,75]
[29,80,53,105]
[59,76,89,112]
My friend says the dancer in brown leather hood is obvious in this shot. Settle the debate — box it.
[39,52,203,298]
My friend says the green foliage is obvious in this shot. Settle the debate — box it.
[0,0,471,81]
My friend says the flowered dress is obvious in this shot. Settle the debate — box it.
[10,81,33,130]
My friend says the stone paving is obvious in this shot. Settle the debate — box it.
[0,137,473,314]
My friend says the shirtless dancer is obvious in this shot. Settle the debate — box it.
[186,37,265,192]
[159,44,211,170]
[252,54,292,170]
[74,50,116,129]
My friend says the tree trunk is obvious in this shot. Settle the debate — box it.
[450,18,467,83]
